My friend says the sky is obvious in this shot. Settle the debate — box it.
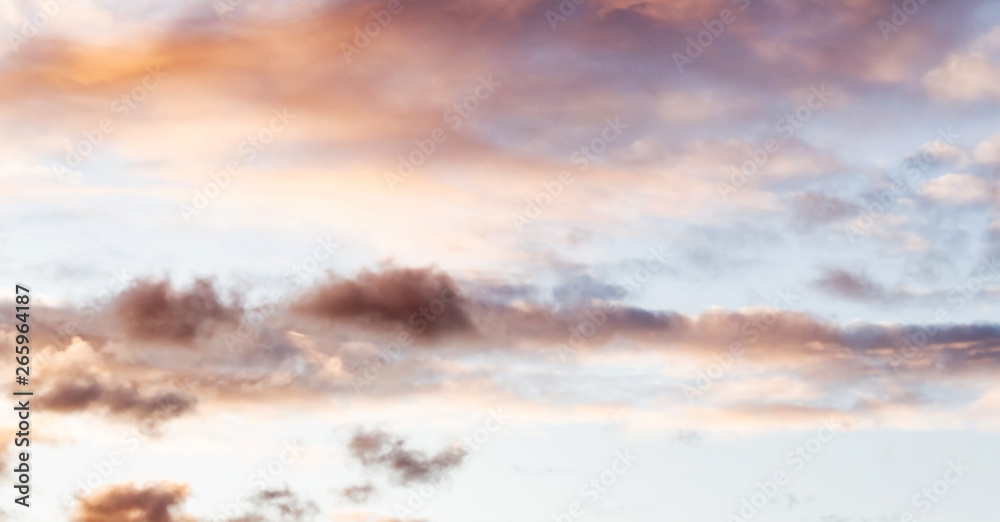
[1,0,1000,520]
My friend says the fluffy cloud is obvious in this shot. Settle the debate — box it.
[292,267,471,337]
[924,52,1000,101]
[975,134,1000,165]
[72,482,194,522]
[5,264,1000,431]
[113,279,243,343]
[347,428,467,485]
[920,173,993,205]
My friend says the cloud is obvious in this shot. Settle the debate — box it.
[920,173,993,205]
[812,268,936,304]
[816,269,889,301]
[347,428,467,485]
[552,274,628,304]
[36,372,196,423]
[341,483,376,504]
[8,264,1000,427]
[30,337,199,423]
[292,267,472,337]
[975,134,1000,165]
[72,482,194,522]
[113,279,242,343]
[924,52,1000,101]
[791,192,858,227]
[223,487,319,522]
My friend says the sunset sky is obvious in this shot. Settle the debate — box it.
[2,0,1000,520]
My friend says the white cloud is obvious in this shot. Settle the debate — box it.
[975,134,1000,164]
[920,173,993,204]
[924,52,1000,101]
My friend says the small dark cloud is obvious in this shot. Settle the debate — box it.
[223,486,319,522]
[791,192,857,228]
[675,429,702,446]
[293,267,472,337]
[38,373,196,423]
[72,482,192,522]
[113,279,242,343]
[341,482,375,503]
[347,428,467,485]
[814,268,889,301]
